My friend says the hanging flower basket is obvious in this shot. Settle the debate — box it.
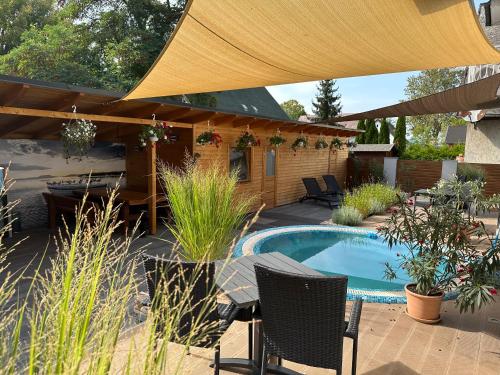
[196,129,223,147]
[345,140,357,149]
[315,136,329,150]
[269,130,286,147]
[61,118,96,160]
[291,135,308,152]
[235,131,260,151]
[138,124,165,148]
[330,137,344,152]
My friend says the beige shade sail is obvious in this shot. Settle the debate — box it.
[332,72,500,121]
[125,0,500,100]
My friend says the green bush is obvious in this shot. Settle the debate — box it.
[332,206,363,226]
[400,143,465,160]
[344,183,400,218]
[457,163,486,182]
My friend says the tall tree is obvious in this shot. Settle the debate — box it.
[312,80,342,121]
[378,118,390,144]
[404,68,465,144]
[0,0,186,91]
[355,120,366,144]
[364,119,379,144]
[280,99,306,120]
[394,116,407,154]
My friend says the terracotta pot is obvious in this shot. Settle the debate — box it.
[405,284,443,324]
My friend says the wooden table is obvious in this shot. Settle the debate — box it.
[73,189,167,234]
[215,252,321,374]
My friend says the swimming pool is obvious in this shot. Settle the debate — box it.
[235,225,413,303]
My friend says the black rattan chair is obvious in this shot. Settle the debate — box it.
[254,264,362,375]
[300,178,340,209]
[322,175,345,201]
[142,255,245,375]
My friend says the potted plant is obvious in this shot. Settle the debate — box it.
[291,134,308,152]
[377,178,499,323]
[235,130,260,151]
[315,136,329,150]
[330,137,344,152]
[196,129,223,148]
[138,124,165,147]
[61,118,97,160]
[269,130,286,147]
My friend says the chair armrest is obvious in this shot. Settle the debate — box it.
[344,299,363,340]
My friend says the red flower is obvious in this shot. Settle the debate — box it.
[406,199,414,206]
[418,239,424,245]
[489,288,497,295]
[467,266,473,274]
[456,266,464,273]
[403,236,408,241]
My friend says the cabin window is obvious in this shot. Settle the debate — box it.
[229,148,251,182]
[265,149,276,177]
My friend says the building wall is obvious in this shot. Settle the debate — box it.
[193,123,348,210]
[464,120,500,165]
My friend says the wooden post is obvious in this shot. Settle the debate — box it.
[147,141,157,235]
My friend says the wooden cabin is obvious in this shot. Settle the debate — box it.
[0,75,361,234]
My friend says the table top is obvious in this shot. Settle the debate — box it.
[215,252,321,309]
[73,188,166,206]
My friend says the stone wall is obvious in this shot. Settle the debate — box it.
[464,120,500,165]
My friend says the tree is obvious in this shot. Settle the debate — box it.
[280,99,306,120]
[378,118,390,144]
[364,119,379,144]
[312,80,342,121]
[0,0,186,91]
[404,68,465,144]
[394,116,407,155]
[355,120,366,144]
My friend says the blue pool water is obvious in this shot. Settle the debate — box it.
[248,228,412,292]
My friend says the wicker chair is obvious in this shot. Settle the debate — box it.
[254,264,362,375]
[142,255,244,375]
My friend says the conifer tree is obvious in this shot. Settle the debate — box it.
[394,116,407,154]
[355,119,366,144]
[378,118,390,144]
[312,80,342,121]
[365,119,379,144]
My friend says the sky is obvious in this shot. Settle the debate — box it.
[267,0,484,116]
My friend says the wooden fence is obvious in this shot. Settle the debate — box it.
[346,157,500,196]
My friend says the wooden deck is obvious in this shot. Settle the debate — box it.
[3,201,500,374]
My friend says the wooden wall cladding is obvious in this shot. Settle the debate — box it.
[470,162,500,196]
[193,123,349,209]
[396,160,442,193]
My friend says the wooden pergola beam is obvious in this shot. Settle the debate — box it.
[179,111,219,123]
[163,107,192,121]
[232,117,256,127]
[212,114,236,125]
[0,105,193,131]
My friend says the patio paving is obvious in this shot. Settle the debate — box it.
[3,200,500,374]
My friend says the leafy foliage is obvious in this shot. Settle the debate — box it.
[280,99,306,120]
[457,163,486,182]
[314,136,329,150]
[235,131,259,151]
[269,131,286,147]
[0,0,186,91]
[378,178,499,313]
[344,183,400,218]
[405,69,466,143]
[378,118,390,144]
[291,134,308,152]
[196,129,222,147]
[61,118,96,160]
[312,80,342,121]
[394,116,407,155]
[355,120,365,144]
[159,157,255,261]
[401,143,465,160]
[364,119,378,144]
[330,137,343,151]
[331,206,363,226]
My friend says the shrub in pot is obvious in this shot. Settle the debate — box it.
[377,179,499,323]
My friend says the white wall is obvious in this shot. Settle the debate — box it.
[464,120,500,164]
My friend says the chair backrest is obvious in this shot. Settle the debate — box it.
[302,178,323,196]
[142,255,219,345]
[323,175,343,194]
[254,264,348,370]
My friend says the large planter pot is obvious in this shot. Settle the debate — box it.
[405,284,443,324]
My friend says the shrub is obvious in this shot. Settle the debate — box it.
[159,157,256,261]
[332,206,363,226]
[344,183,400,218]
[457,163,486,182]
[401,143,465,160]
